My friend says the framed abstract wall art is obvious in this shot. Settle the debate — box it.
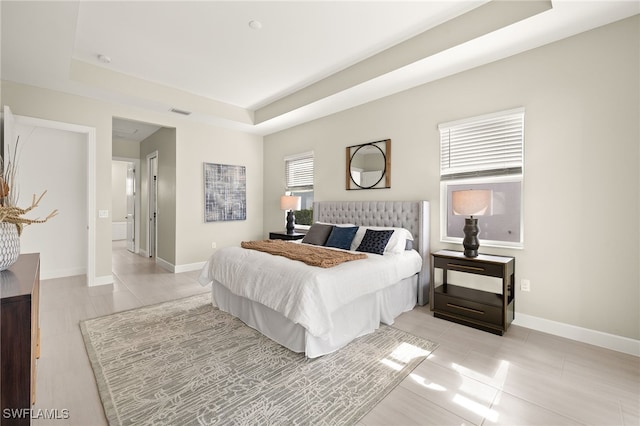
[203,162,246,222]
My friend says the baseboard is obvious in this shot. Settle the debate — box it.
[155,258,206,274]
[155,256,174,272]
[38,268,113,287]
[513,313,640,357]
[41,267,86,280]
[89,275,114,287]
[175,261,206,273]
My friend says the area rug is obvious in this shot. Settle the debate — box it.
[80,293,438,425]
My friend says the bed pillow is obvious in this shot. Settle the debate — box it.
[301,223,333,246]
[324,226,359,250]
[385,228,414,253]
[356,229,394,255]
[317,221,355,227]
[350,226,414,254]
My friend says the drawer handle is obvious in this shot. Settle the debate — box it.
[447,303,485,315]
[447,263,485,272]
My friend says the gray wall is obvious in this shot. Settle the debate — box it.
[263,17,640,340]
[1,13,636,344]
[0,81,263,280]
[140,128,177,264]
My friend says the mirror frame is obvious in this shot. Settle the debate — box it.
[346,139,391,190]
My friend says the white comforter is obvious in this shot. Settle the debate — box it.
[198,243,422,338]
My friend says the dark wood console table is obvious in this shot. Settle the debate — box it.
[1,253,41,425]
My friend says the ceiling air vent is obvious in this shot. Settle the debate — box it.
[170,107,192,116]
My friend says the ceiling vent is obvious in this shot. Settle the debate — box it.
[170,107,192,116]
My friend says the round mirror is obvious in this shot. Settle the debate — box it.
[349,143,386,189]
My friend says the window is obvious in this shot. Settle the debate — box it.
[284,151,314,227]
[439,108,524,249]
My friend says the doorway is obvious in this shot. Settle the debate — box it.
[111,117,175,269]
[111,159,139,253]
[3,106,98,284]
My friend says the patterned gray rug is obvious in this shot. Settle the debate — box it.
[80,293,438,425]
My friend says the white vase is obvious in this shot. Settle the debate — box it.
[0,222,20,271]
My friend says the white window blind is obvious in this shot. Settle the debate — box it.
[285,151,314,191]
[439,108,524,180]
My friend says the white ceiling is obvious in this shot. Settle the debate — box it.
[112,118,164,142]
[75,1,480,110]
[1,1,638,138]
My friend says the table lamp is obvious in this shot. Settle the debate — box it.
[280,195,301,234]
[452,189,492,257]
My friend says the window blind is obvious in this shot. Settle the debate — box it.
[439,108,524,180]
[285,151,314,191]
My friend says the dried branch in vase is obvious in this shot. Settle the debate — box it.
[0,136,58,235]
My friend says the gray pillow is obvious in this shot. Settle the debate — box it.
[301,223,333,246]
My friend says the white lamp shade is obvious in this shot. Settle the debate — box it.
[452,190,492,216]
[280,195,301,211]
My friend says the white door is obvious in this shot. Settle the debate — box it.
[125,164,135,252]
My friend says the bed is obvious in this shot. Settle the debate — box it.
[198,200,430,358]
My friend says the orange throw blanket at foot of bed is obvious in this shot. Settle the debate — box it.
[240,240,367,268]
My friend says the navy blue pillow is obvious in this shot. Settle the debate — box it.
[356,229,394,255]
[324,226,359,250]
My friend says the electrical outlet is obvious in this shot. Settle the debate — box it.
[521,279,531,292]
[211,242,217,249]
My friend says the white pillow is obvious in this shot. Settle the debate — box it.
[316,221,356,227]
[350,226,414,254]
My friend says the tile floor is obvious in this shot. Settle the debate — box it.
[30,241,639,425]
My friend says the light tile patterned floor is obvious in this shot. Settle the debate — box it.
[31,242,639,425]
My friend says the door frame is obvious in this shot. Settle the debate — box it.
[146,151,158,258]
[8,111,99,285]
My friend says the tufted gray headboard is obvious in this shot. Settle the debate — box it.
[313,200,430,306]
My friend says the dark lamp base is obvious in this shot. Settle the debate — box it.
[464,248,479,258]
[286,210,296,235]
[462,217,480,258]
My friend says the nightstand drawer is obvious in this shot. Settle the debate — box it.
[434,291,502,326]
[433,256,503,277]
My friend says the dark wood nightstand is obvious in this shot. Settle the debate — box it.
[431,250,515,335]
[269,231,305,241]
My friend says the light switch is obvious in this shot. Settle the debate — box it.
[98,210,109,218]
